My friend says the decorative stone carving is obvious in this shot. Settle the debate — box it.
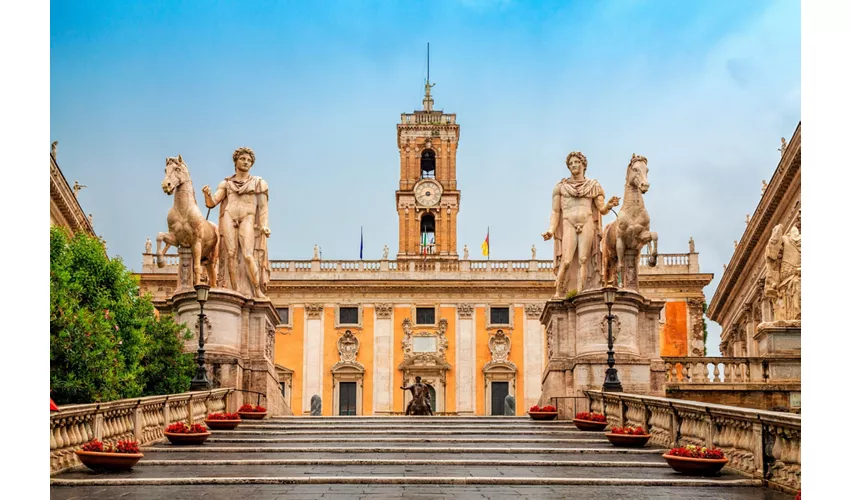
[547,326,554,360]
[762,180,768,195]
[687,297,706,356]
[194,315,212,344]
[689,237,695,253]
[51,140,58,158]
[266,324,275,360]
[375,303,393,318]
[305,304,324,318]
[335,330,361,366]
[601,154,658,291]
[779,136,787,155]
[599,314,621,343]
[745,213,751,225]
[764,223,801,322]
[202,147,270,299]
[463,244,469,260]
[531,244,537,260]
[524,303,543,319]
[401,318,449,361]
[73,180,87,197]
[457,303,475,318]
[313,244,319,260]
[382,245,389,260]
[145,237,152,254]
[543,151,620,297]
[488,330,511,364]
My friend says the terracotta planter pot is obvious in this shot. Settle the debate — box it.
[605,433,651,447]
[237,411,267,420]
[204,418,241,430]
[163,431,211,445]
[662,454,729,476]
[75,450,143,471]
[573,418,608,431]
[527,411,559,421]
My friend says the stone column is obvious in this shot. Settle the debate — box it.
[455,304,476,415]
[303,304,324,415]
[523,304,544,413]
[373,304,394,414]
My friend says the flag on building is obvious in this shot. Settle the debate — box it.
[421,232,428,255]
[481,227,490,258]
[359,226,364,260]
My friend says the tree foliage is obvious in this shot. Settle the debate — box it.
[50,226,194,404]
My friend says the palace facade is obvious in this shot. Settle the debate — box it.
[138,87,713,416]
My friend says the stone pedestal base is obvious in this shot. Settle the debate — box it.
[755,321,801,357]
[539,288,665,418]
[166,288,286,416]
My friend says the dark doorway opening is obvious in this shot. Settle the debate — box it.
[339,382,356,415]
[491,382,509,415]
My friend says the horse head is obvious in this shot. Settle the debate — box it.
[627,154,650,193]
[162,155,191,195]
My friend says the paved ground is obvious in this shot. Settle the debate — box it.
[50,416,796,499]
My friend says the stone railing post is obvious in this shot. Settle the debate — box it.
[93,411,104,441]
[461,260,470,272]
[133,401,143,441]
[163,397,170,427]
[186,395,194,424]
[669,403,680,447]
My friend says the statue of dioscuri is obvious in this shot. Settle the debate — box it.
[542,151,619,297]
[202,147,271,299]
[601,154,658,288]
[400,376,433,415]
[157,155,219,287]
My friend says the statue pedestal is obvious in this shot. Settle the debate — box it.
[166,288,286,415]
[539,289,665,417]
[755,321,801,356]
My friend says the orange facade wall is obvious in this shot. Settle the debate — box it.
[512,306,525,415]
[661,301,688,357]
[475,308,487,415]
[393,306,411,413]
[322,308,335,415]
[440,306,456,413]
[275,307,303,415]
[361,307,375,415]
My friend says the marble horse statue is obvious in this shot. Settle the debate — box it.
[157,155,219,287]
[601,154,658,286]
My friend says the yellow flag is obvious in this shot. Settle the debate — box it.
[481,230,489,257]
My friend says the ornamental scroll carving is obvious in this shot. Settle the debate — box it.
[332,330,363,372]
[375,304,393,319]
[305,304,324,318]
[457,304,475,318]
[484,329,516,372]
[524,303,543,319]
[401,317,449,362]
[265,323,275,360]
[546,325,554,360]
[599,315,621,343]
[764,223,801,323]
[686,298,706,356]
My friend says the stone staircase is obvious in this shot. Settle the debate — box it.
[50,416,794,499]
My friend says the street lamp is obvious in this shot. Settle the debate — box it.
[602,286,623,392]
[190,283,212,391]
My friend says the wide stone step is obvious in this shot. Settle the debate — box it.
[141,445,665,454]
[54,463,750,481]
[126,458,671,467]
[237,422,577,430]
[136,450,669,462]
[49,483,795,500]
[211,429,592,437]
[199,436,609,444]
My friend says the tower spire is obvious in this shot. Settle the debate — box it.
[423,43,435,111]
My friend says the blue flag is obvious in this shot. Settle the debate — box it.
[359,226,363,260]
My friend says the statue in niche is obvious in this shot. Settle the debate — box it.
[543,151,619,297]
[203,147,271,299]
[400,376,433,416]
[764,223,801,321]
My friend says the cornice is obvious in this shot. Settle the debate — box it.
[708,122,801,323]
[50,154,96,236]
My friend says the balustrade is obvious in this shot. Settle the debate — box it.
[663,356,799,384]
[584,391,801,492]
[50,389,233,473]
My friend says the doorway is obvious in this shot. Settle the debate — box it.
[339,382,357,415]
[491,381,509,415]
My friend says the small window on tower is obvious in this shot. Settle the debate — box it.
[421,149,436,179]
[339,307,359,325]
[416,307,436,325]
[490,307,510,325]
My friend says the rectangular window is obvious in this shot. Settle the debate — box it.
[490,307,510,325]
[416,307,436,325]
[339,307,359,325]
[276,308,289,325]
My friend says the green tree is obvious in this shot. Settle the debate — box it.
[50,226,194,404]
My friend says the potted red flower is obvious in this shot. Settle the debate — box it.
[204,411,242,430]
[75,439,143,471]
[605,425,651,447]
[573,411,608,431]
[163,421,211,445]
[527,405,559,420]
[662,444,728,476]
[237,403,268,420]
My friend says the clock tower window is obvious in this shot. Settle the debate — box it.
[420,214,436,255]
[420,149,436,179]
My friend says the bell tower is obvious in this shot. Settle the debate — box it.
[396,61,460,260]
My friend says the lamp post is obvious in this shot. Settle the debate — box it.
[602,286,623,392]
[189,283,212,391]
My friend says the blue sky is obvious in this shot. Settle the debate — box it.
[50,0,801,355]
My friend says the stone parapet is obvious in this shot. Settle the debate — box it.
[662,356,801,384]
[49,389,233,473]
[585,390,801,493]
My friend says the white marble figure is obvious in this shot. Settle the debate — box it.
[145,237,152,254]
[383,245,389,260]
[531,244,537,260]
[463,244,469,260]
[764,223,801,321]
[313,245,320,260]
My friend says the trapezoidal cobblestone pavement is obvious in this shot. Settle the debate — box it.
[50,416,795,500]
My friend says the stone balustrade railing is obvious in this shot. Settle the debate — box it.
[50,388,234,473]
[142,252,699,279]
[663,356,801,384]
[400,112,457,125]
[585,391,801,493]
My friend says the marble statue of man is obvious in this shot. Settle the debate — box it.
[313,244,320,260]
[463,244,469,260]
[542,151,619,297]
[531,244,537,260]
[764,223,801,321]
[202,147,271,299]
[382,245,389,260]
[145,237,152,254]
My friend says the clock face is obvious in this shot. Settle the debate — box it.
[414,180,442,207]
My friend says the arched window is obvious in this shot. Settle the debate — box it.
[420,214,436,255]
[420,149,436,179]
